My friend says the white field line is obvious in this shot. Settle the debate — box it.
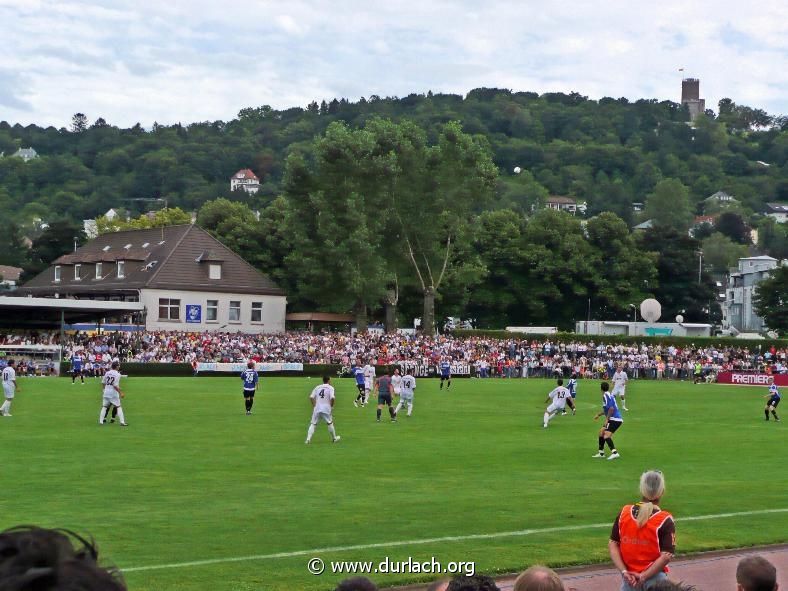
[121,507,788,573]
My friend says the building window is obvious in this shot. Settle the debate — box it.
[229,301,241,322]
[158,298,180,320]
[209,264,222,280]
[74,264,81,281]
[54,266,61,282]
[206,300,218,322]
[117,260,125,279]
[95,263,102,279]
[251,302,263,322]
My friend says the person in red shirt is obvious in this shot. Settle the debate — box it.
[609,470,675,590]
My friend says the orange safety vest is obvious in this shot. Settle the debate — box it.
[618,504,673,574]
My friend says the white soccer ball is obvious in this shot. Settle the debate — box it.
[513,166,522,174]
[675,315,684,323]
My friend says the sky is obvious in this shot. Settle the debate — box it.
[1,0,787,128]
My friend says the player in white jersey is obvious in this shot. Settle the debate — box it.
[543,379,572,428]
[305,376,340,444]
[391,368,403,396]
[362,362,376,405]
[611,364,629,410]
[1,359,19,417]
[99,361,128,426]
[394,372,416,417]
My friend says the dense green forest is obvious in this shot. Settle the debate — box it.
[2,88,787,330]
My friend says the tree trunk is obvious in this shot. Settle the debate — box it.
[384,289,398,334]
[422,287,435,335]
[354,301,368,333]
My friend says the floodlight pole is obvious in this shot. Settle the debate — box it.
[59,309,65,366]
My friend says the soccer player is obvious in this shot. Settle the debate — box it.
[1,359,18,417]
[391,367,403,398]
[439,358,451,390]
[612,364,629,411]
[352,365,366,407]
[99,361,127,426]
[241,361,259,415]
[362,361,376,405]
[71,351,85,385]
[764,377,781,422]
[593,382,622,460]
[565,374,578,415]
[305,376,340,444]
[543,379,571,428]
[394,371,416,417]
[375,370,397,422]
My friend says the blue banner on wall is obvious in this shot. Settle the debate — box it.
[185,305,202,323]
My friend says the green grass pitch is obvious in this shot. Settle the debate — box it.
[1,376,785,590]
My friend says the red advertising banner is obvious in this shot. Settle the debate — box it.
[716,372,788,386]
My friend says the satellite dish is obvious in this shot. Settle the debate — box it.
[640,298,661,323]
[675,315,684,323]
[513,166,522,174]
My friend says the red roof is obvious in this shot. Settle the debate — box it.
[547,196,576,205]
[233,169,259,181]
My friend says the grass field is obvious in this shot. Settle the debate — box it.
[1,375,786,591]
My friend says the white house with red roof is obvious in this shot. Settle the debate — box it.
[230,169,260,194]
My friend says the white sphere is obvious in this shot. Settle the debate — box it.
[513,166,522,174]
[640,298,662,323]
[675,315,684,323]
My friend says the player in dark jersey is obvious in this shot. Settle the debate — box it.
[375,370,396,423]
[764,378,781,422]
[439,359,451,390]
[593,382,623,460]
[353,366,366,407]
[71,353,85,384]
[241,361,259,415]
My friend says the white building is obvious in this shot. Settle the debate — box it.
[722,256,780,333]
[230,169,260,194]
[20,225,286,333]
[11,147,38,162]
[765,203,788,224]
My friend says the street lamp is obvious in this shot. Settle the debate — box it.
[628,303,637,323]
[697,249,703,284]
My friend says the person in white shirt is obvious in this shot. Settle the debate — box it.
[394,372,416,417]
[362,362,376,405]
[1,359,19,417]
[612,364,629,411]
[543,379,572,428]
[99,361,128,426]
[391,367,403,397]
[306,376,340,444]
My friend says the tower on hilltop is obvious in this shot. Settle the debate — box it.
[681,78,705,121]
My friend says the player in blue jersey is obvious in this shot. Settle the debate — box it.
[562,374,578,415]
[593,382,622,460]
[353,365,366,407]
[439,358,452,390]
[764,377,781,422]
[241,361,259,415]
[71,352,85,385]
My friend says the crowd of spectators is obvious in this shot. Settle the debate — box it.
[3,330,788,379]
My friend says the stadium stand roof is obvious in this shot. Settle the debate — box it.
[0,296,143,329]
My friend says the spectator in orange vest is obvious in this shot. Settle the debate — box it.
[609,470,675,591]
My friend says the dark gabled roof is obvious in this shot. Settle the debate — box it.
[20,225,284,296]
[766,203,788,213]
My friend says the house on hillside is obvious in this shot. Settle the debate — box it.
[765,203,788,224]
[0,265,23,289]
[230,169,260,194]
[19,225,286,333]
[546,196,580,215]
[83,208,128,238]
[11,147,38,162]
[703,191,739,213]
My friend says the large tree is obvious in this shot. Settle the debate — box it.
[754,266,788,333]
[25,219,86,279]
[644,178,693,232]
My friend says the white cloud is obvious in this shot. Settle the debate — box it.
[0,0,786,127]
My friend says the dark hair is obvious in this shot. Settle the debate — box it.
[736,555,778,591]
[447,574,501,591]
[335,576,378,591]
[650,581,698,591]
[6,359,14,366]
[323,375,331,384]
[601,381,610,392]
[111,361,119,370]
[247,361,255,369]
[557,379,563,386]
[0,526,126,590]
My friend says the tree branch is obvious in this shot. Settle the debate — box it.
[404,235,426,291]
[435,234,452,289]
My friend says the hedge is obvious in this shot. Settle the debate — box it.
[450,330,788,350]
[59,363,406,378]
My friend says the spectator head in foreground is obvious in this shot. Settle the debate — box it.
[0,526,125,590]
[427,579,450,591]
[737,555,779,591]
[335,576,378,591]
[447,574,501,591]
[650,581,698,590]
[513,565,565,591]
